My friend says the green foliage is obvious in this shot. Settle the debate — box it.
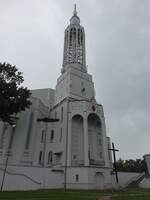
[0,62,31,125]
[116,158,148,173]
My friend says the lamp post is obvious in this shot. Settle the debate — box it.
[0,116,18,192]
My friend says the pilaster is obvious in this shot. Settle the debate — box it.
[83,111,89,166]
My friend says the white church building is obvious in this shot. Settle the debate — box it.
[0,6,114,190]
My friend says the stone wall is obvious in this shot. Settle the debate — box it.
[0,165,63,191]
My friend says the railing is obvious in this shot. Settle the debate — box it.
[122,172,145,188]
[0,167,41,185]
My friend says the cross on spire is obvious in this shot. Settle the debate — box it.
[73,4,77,16]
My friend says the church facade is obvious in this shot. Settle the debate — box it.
[0,7,113,190]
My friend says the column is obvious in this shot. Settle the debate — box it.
[67,113,72,166]
[84,111,89,166]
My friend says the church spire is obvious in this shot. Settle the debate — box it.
[62,5,86,73]
[73,4,77,16]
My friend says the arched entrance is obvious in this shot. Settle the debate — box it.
[71,114,84,166]
[88,113,103,165]
[95,172,104,189]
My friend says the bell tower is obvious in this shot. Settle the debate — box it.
[62,4,86,73]
[55,5,95,104]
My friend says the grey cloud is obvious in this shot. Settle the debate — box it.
[0,0,150,159]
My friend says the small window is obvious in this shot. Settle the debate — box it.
[75,174,79,182]
[39,151,43,164]
[73,155,77,159]
[41,130,45,142]
[50,130,54,142]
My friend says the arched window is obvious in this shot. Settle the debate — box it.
[88,113,103,165]
[78,29,80,45]
[73,28,76,38]
[81,29,83,44]
[70,28,73,46]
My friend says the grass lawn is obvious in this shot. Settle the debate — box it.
[0,189,103,200]
[1,188,150,200]
[110,188,150,200]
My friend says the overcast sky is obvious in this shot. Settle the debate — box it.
[0,0,150,160]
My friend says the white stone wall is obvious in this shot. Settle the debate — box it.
[139,178,150,188]
[31,88,55,108]
[66,167,112,189]
[0,165,63,191]
[111,172,142,187]
[144,154,150,174]
[0,96,49,166]
[55,65,94,105]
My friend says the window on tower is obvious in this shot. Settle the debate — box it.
[50,130,54,143]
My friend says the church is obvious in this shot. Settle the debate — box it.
[0,6,113,190]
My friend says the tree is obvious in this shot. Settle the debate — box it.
[116,158,148,173]
[0,62,31,125]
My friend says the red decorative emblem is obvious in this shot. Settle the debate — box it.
[92,105,96,112]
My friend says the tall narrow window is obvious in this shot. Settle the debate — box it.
[25,112,33,150]
[8,126,16,150]
[61,107,63,122]
[59,128,63,142]
[41,130,45,142]
[50,130,54,142]
[48,151,53,164]
[39,151,43,164]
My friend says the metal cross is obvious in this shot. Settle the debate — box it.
[109,142,119,183]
